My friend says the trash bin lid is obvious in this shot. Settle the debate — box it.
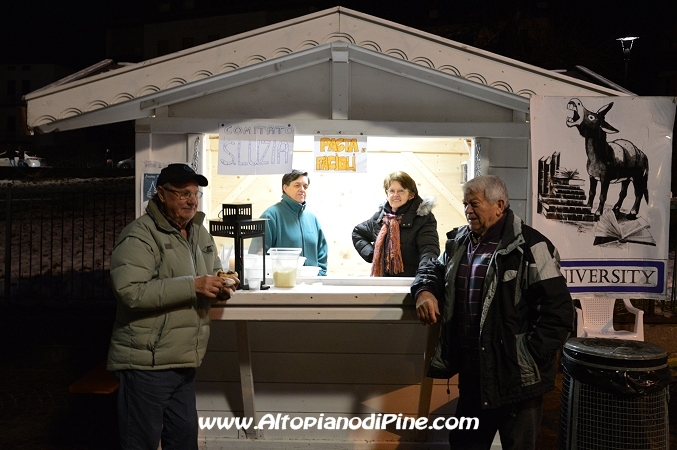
[564,337,667,370]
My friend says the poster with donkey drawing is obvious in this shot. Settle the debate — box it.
[531,96,675,299]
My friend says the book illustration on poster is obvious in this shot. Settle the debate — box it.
[553,168,584,186]
[593,209,656,246]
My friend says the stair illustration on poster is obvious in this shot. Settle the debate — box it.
[537,154,596,222]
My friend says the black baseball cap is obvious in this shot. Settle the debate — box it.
[157,163,208,187]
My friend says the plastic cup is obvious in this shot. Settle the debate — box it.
[248,278,262,291]
[243,254,261,287]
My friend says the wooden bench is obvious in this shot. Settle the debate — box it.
[69,362,119,394]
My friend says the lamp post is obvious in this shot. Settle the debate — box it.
[617,36,639,88]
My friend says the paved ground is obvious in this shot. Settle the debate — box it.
[1,305,676,449]
[0,306,118,449]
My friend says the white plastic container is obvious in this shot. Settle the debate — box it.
[248,277,262,291]
[297,266,321,277]
[268,248,302,288]
[244,254,263,289]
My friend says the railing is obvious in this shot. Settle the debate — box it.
[1,177,135,305]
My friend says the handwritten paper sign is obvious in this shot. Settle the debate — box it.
[218,123,295,175]
[314,135,367,173]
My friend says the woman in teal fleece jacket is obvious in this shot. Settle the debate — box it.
[258,170,328,275]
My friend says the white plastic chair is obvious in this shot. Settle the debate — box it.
[575,296,644,341]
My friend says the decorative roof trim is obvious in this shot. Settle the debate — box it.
[32,42,529,133]
[26,6,626,133]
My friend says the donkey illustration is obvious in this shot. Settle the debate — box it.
[566,98,649,220]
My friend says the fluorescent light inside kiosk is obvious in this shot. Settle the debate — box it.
[294,135,314,149]
[295,135,472,151]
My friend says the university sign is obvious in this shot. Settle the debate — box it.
[531,96,675,299]
[561,260,664,295]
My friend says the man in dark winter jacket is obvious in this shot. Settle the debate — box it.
[411,175,573,450]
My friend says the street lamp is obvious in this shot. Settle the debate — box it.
[617,36,639,88]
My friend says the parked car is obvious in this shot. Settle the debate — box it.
[23,153,47,167]
[0,152,47,167]
[117,156,135,169]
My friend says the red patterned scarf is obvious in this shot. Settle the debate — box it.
[371,213,404,276]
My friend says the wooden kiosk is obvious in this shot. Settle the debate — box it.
[24,7,625,448]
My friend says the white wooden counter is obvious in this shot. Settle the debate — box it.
[209,277,418,321]
[198,277,455,449]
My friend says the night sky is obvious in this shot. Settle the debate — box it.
[2,0,676,95]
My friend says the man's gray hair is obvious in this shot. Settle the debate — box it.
[462,175,510,207]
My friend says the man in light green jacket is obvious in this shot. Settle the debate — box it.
[108,163,238,450]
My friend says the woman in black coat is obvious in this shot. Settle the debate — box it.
[352,171,440,277]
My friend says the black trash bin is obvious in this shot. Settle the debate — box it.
[559,337,670,450]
